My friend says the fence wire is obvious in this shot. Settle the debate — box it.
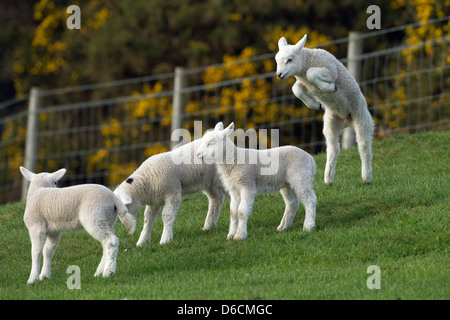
[1,18,449,203]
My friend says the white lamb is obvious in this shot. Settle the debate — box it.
[113,138,225,246]
[275,34,374,185]
[196,122,317,241]
[20,166,136,284]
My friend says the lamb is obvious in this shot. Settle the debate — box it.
[196,122,317,241]
[275,34,374,185]
[113,138,225,246]
[20,166,136,284]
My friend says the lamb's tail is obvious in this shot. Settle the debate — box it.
[113,195,136,235]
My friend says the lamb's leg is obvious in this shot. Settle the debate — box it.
[353,111,374,184]
[95,251,106,277]
[295,184,317,231]
[306,67,338,92]
[27,229,46,284]
[39,232,61,281]
[160,195,181,244]
[227,191,240,240]
[136,205,161,247]
[323,111,345,185]
[277,187,299,231]
[234,189,256,241]
[101,234,119,277]
[292,81,322,110]
[91,230,119,278]
[83,217,119,277]
[203,186,224,230]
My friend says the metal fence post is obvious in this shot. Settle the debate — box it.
[21,87,41,200]
[342,31,363,149]
[171,67,187,149]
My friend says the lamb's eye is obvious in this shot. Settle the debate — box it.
[287,58,292,63]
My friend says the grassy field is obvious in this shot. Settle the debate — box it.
[0,131,448,300]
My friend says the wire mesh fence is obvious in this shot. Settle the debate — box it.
[1,18,449,204]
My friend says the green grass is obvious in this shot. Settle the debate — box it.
[0,131,448,299]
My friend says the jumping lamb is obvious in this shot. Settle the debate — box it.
[20,166,136,284]
[196,122,317,241]
[114,138,225,246]
[275,34,374,185]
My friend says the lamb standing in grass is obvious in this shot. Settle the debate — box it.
[196,122,317,241]
[114,139,225,246]
[275,34,374,185]
[20,166,136,284]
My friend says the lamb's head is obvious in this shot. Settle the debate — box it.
[275,34,307,80]
[114,178,142,217]
[20,166,66,190]
[196,122,234,162]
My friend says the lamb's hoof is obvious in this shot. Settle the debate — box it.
[317,82,337,93]
[102,270,115,278]
[277,223,291,231]
[27,276,40,285]
[159,234,173,245]
[39,273,50,281]
[159,238,172,245]
[202,224,215,231]
[362,172,372,184]
[233,235,246,241]
[307,103,322,111]
[226,233,235,240]
[303,224,316,232]
[136,239,148,247]
[233,232,247,241]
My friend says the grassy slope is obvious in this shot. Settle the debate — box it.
[0,131,448,300]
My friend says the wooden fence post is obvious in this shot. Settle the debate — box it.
[342,31,363,149]
[171,67,187,149]
[21,87,41,200]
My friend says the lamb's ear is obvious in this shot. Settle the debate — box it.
[52,168,66,182]
[223,122,235,137]
[294,34,307,52]
[20,166,35,181]
[278,37,288,50]
[121,193,133,206]
[214,122,224,131]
